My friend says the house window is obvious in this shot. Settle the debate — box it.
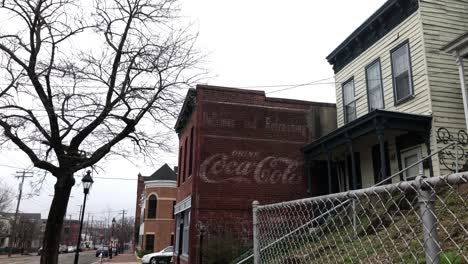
[189,127,194,176]
[342,79,356,123]
[145,234,155,251]
[172,201,176,219]
[183,138,188,182]
[177,147,182,187]
[147,195,157,219]
[401,146,423,180]
[391,42,413,104]
[366,59,384,111]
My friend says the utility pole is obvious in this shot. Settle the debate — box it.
[120,210,126,253]
[85,213,90,245]
[77,205,82,222]
[90,216,94,246]
[8,170,33,257]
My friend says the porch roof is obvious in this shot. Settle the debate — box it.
[303,109,432,158]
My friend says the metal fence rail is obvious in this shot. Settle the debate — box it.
[251,173,468,264]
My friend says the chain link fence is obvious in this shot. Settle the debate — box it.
[249,173,468,264]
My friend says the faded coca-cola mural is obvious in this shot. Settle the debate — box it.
[199,150,302,184]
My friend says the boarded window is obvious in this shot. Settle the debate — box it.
[391,42,413,103]
[342,79,356,123]
[366,60,384,111]
[147,195,157,219]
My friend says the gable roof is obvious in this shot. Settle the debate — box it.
[144,164,176,181]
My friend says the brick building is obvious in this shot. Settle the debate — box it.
[172,85,336,264]
[61,219,80,246]
[135,164,177,252]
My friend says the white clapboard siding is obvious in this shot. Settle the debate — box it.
[420,0,468,176]
[335,12,431,128]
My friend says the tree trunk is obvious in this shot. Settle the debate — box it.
[40,174,75,264]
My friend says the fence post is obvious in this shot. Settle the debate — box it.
[352,197,357,239]
[417,177,440,264]
[252,200,260,264]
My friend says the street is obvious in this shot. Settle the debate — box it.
[0,251,98,264]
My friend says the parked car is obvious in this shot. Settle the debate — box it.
[59,245,68,253]
[67,246,77,252]
[96,247,109,257]
[141,246,174,264]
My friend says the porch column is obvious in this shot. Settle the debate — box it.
[327,149,333,194]
[346,138,357,190]
[376,127,387,183]
[423,132,434,177]
[455,53,468,132]
[321,144,333,194]
[305,158,312,195]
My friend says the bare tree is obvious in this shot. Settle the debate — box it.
[0,0,202,263]
[0,184,14,243]
[0,181,14,213]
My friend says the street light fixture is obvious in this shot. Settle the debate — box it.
[74,171,94,264]
[110,217,116,259]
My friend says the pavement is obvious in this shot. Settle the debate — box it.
[0,251,97,264]
[102,253,139,263]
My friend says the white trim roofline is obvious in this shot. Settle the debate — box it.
[144,180,177,188]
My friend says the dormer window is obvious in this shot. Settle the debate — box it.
[366,59,384,111]
[342,78,356,123]
[391,41,414,104]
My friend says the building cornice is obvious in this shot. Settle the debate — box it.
[327,0,419,73]
[144,180,177,188]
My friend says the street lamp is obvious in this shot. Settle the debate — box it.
[110,217,116,259]
[74,171,94,264]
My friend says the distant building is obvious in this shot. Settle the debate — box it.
[0,212,42,250]
[172,85,336,264]
[60,219,81,246]
[135,164,177,252]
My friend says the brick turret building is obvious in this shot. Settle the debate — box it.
[135,164,177,252]
[172,85,336,264]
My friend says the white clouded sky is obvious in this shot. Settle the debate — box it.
[1,0,387,220]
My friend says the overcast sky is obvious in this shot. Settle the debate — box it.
[1,0,387,221]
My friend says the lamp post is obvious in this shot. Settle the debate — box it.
[74,171,94,264]
[110,218,116,259]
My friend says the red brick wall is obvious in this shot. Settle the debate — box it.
[61,220,80,246]
[142,186,176,252]
[175,85,336,264]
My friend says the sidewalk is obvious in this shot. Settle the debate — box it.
[105,253,139,263]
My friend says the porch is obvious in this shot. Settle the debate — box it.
[303,109,433,196]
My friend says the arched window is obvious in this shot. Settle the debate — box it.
[147,195,157,219]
